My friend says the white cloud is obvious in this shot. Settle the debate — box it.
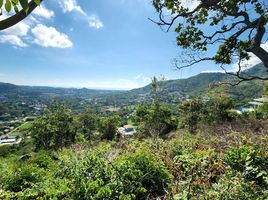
[201,70,225,73]
[33,5,55,19]
[31,24,73,48]
[135,74,151,83]
[59,0,104,29]
[0,35,27,47]
[89,15,104,29]
[0,4,73,49]
[0,13,30,47]
[181,0,200,11]
[59,0,86,15]
[3,21,30,36]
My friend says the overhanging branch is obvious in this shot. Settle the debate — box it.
[0,0,43,31]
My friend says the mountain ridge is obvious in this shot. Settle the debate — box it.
[0,63,266,99]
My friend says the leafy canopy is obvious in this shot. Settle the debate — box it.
[152,0,268,81]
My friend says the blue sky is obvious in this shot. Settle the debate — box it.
[0,0,265,89]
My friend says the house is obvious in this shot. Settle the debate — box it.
[117,125,136,138]
[236,97,268,114]
[0,136,17,144]
[23,116,37,121]
[248,97,268,109]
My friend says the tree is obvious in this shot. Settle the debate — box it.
[136,102,176,137]
[178,99,203,133]
[78,109,99,140]
[152,0,268,82]
[31,105,77,150]
[151,75,166,102]
[0,0,42,31]
[99,115,121,140]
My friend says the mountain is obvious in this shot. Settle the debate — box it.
[128,63,266,99]
[0,63,266,101]
[0,83,122,98]
[129,72,229,96]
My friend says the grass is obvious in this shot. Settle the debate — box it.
[7,122,33,137]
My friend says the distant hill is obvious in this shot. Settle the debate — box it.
[0,83,122,98]
[129,72,229,96]
[0,63,266,101]
[0,82,20,93]
[128,63,266,99]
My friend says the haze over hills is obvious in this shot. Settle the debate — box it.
[0,82,122,98]
[0,63,266,100]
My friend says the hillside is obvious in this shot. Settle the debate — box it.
[0,63,266,101]
[0,83,122,98]
[128,63,266,99]
[129,72,229,96]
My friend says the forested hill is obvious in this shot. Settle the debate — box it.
[0,63,266,99]
[128,63,266,98]
[0,83,122,98]
[129,72,229,96]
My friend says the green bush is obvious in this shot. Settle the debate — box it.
[56,149,172,200]
[3,164,45,192]
[115,151,172,199]
[135,102,176,137]
[225,145,268,186]
[28,151,53,168]
[31,106,77,150]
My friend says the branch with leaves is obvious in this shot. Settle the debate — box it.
[0,0,42,30]
[152,0,268,82]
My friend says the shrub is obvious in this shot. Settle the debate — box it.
[57,149,172,199]
[115,151,173,199]
[3,164,45,192]
[31,106,77,150]
[225,145,268,186]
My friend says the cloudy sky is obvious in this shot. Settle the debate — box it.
[0,0,265,89]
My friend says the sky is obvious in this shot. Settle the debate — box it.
[0,0,266,90]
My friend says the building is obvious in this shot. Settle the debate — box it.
[0,136,17,144]
[236,97,268,114]
[248,97,268,109]
[117,125,136,138]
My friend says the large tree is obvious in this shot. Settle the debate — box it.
[0,0,42,30]
[152,0,268,81]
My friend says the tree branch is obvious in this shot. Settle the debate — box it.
[0,0,43,31]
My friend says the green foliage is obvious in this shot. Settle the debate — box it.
[173,150,225,198]
[205,171,257,199]
[178,99,203,133]
[0,0,41,14]
[152,0,268,72]
[178,97,234,133]
[78,109,99,140]
[30,105,77,150]
[225,145,255,171]
[99,115,121,140]
[0,130,268,199]
[135,102,176,137]
[225,145,268,186]
[116,151,172,199]
[56,148,172,200]
[2,163,46,192]
[201,96,234,123]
